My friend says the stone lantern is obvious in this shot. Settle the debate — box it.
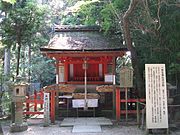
[10,77,28,132]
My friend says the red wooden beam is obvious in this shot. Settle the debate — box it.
[120,110,143,114]
[23,104,34,111]
[62,81,112,85]
[120,99,145,103]
[25,100,44,104]
[23,112,44,115]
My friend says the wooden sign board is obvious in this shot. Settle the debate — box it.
[145,64,168,129]
[119,66,133,87]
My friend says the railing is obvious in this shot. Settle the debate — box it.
[73,77,101,81]
[116,88,145,122]
[23,90,44,116]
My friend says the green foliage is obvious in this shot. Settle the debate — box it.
[99,0,129,32]
[62,0,129,32]
[100,4,115,33]
[30,55,55,86]
[78,2,103,25]
[1,92,11,115]
[61,1,104,25]
[1,0,49,48]
[112,0,129,10]
[1,0,51,75]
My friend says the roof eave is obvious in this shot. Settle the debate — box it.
[40,48,128,52]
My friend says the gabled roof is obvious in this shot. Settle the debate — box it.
[40,25,127,52]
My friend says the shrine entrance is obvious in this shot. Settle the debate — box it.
[23,84,145,124]
[42,84,116,123]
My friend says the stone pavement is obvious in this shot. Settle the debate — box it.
[2,124,146,135]
[60,117,112,133]
[60,117,113,126]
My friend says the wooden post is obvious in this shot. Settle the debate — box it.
[34,90,37,112]
[141,106,146,130]
[26,93,30,112]
[103,56,108,82]
[116,88,121,121]
[55,91,59,117]
[125,87,128,122]
[56,60,59,84]
[83,59,88,110]
[112,56,116,118]
[40,90,43,109]
[64,62,68,82]
[50,91,55,123]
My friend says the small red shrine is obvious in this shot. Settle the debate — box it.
[40,25,127,120]
[41,25,127,86]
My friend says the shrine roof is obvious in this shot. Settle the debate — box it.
[40,25,127,52]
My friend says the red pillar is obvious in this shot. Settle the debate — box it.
[40,90,43,109]
[34,90,37,112]
[50,91,55,123]
[103,62,107,74]
[26,93,30,117]
[116,88,121,121]
[64,62,68,82]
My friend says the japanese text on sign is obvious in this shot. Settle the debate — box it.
[145,64,168,129]
[44,93,50,124]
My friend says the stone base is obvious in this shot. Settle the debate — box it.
[10,122,28,132]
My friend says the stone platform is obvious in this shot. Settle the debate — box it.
[60,117,112,133]
[60,117,113,126]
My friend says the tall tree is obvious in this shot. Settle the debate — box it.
[122,0,144,96]
[1,0,48,76]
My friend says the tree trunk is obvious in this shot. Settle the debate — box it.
[1,49,10,117]
[0,91,4,117]
[16,43,21,76]
[28,44,31,83]
[4,48,11,75]
[123,0,144,97]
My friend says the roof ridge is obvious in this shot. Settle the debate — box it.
[54,25,100,32]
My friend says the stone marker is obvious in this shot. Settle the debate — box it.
[43,93,50,126]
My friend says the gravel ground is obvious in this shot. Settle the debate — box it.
[1,119,180,135]
[2,124,146,135]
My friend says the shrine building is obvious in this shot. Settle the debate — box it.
[40,25,127,120]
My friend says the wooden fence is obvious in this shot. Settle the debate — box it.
[23,90,44,115]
